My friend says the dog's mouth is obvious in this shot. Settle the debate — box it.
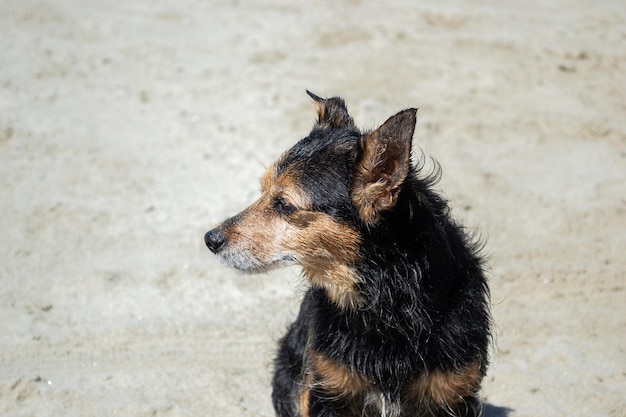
[214,247,297,274]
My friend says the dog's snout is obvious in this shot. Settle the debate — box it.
[205,229,226,253]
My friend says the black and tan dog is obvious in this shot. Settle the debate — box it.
[205,92,491,417]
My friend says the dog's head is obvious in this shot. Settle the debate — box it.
[205,92,417,308]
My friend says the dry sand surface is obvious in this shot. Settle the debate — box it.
[1,1,625,416]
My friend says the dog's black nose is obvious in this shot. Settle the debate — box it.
[204,229,226,253]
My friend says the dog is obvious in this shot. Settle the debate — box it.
[205,91,491,417]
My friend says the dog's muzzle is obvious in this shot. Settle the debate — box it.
[204,228,226,254]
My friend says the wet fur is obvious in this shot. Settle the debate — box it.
[205,92,491,417]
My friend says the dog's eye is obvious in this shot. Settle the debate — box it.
[273,197,297,216]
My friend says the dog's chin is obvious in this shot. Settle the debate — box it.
[217,251,296,274]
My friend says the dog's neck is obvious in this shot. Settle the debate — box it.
[302,265,364,310]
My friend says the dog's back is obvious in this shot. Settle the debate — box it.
[206,92,491,417]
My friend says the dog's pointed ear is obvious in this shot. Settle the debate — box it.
[306,90,356,130]
[351,108,417,224]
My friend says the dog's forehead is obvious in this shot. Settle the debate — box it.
[258,131,356,211]
[257,131,357,212]
[276,130,358,174]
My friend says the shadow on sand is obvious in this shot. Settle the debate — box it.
[482,403,514,417]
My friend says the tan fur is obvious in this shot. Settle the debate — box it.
[308,351,370,398]
[302,353,482,416]
[406,361,483,413]
[351,133,408,224]
[303,266,363,310]
[261,162,311,209]
[298,373,313,417]
[351,110,414,225]
[289,211,362,309]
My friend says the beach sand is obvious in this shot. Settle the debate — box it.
[1,1,624,416]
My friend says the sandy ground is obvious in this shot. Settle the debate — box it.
[1,1,625,416]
